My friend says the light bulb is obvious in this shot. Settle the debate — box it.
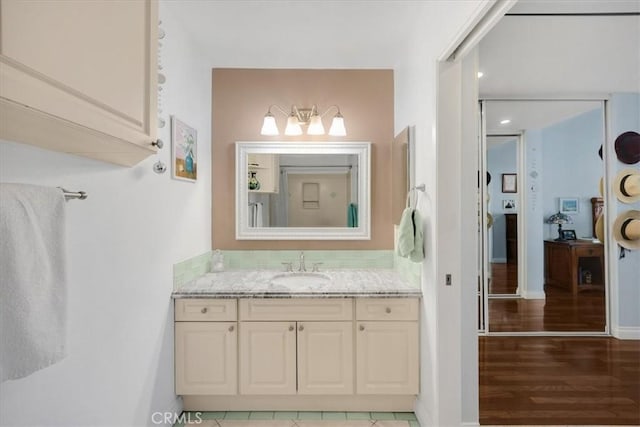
[307,114,325,135]
[260,112,279,136]
[329,113,346,136]
[285,115,302,136]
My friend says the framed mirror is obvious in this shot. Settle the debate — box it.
[236,141,371,240]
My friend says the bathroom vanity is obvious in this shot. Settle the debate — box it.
[173,270,421,411]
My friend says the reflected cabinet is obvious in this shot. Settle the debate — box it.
[544,240,604,295]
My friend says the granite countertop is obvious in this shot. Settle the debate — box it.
[172,269,421,299]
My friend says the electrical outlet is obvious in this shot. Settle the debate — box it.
[446,274,452,286]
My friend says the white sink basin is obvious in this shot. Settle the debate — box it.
[270,272,331,288]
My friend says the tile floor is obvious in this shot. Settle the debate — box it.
[174,412,419,427]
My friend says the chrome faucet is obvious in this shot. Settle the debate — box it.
[298,251,306,272]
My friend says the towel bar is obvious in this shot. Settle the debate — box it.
[58,187,88,200]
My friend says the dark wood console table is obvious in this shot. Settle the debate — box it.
[544,239,604,295]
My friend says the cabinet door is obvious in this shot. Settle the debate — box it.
[239,322,296,395]
[175,322,237,395]
[0,0,157,166]
[356,321,419,395]
[297,321,353,395]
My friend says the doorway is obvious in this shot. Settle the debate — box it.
[479,99,609,334]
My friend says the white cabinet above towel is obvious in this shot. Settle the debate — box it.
[0,0,158,166]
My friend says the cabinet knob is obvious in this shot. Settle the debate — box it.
[289,325,295,331]
[228,325,235,332]
[385,307,392,314]
[201,307,208,314]
[299,325,304,332]
[359,325,365,331]
[151,139,164,149]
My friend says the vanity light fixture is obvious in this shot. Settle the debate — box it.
[260,104,346,137]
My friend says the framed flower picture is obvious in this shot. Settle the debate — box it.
[171,116,197,182]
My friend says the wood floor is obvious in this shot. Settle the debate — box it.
[489,262,518,295]
[488,263,606,332]
[479,336,640,425]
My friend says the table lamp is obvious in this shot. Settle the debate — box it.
[546,211,573,241]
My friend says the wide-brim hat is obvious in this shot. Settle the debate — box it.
[613,209,640,250]
[615,131,640,165]
[613,169,640,204]
[595,214,605,242]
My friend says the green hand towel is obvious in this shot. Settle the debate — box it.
[409,209,425,262]
[397,207,415,257]
[347,203,358,227]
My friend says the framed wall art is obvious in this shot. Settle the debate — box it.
[501,173,517,193]
[559,197,579,214]
[171,116,197,182]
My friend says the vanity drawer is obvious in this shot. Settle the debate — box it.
[356,298,419,321]
[175,299,237,321]
[239,298,353,321]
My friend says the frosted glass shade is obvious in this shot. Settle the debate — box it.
[285,115,303,136]
[307,114,325,135]
[329,114,346,136]
[260,113,279,136]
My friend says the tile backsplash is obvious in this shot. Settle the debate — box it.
[173,251,212,289]
[222,250,394,270]
[173,248,422,289]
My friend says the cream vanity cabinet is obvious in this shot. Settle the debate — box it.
[174,299,238,395]
[0,0,158,166]
[239,299,353,395]
[355,298,419,394]
[175,296,420,409]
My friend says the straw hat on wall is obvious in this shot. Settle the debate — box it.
[595,214,605,242]
[613,210,640,250]
[613,169,640,204]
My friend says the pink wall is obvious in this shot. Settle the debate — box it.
[212,69,394,249]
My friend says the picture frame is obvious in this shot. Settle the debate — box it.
[559,197,579,214]
[560,229,577,240]
[502,199,516,211]
[501,173,517,193]
[171,116,197,182]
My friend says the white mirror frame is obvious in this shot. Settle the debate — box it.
[236,141,371,240]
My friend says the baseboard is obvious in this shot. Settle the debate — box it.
[413,396,431,427]
[461,423,480,426]
[611,325,640,340]
[523,290,545,300]
[183,395,415,411]
[491,258,506,263]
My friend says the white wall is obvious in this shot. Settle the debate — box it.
[523,129,545,298]
[0,8,211,427]
[541,107,604,239]
[487,139,518,261]
[394,2,489,425]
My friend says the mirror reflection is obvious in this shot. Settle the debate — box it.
[236,142,370,240]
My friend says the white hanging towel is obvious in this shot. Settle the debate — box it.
[255,202,264,227]
[0,183,68,382]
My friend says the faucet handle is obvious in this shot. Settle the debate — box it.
[312,262,323,272]
[281,262,293,272]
